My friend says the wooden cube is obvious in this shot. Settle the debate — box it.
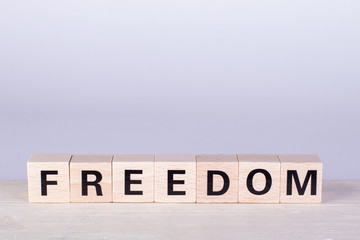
[154,154,196,203]
[279,154,323,203]
[113,154,154,202]
[237,154,280,203]
[27,154,71,203]
[70,155,113,202]
[196,154,238,203]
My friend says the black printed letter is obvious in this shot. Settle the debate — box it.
[125,170,143,195]
[207,170,230,196]
[246,169,272,195]
[82,170,103,196]
[41,170,58,196]
[168,170,186,195]
[287,170,317,195]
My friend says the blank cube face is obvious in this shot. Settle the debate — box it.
[70,155,113,203]
[238,154,280,203]
[113,154,154,202]
[155,154,196,203]
[196,154,238,203]
[27,154,71,203]
[279,154,323,203]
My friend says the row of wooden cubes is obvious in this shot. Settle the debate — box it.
[27,154,322,203]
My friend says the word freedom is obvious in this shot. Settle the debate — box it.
[27,154,323,204]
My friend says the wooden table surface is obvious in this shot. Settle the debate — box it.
[1,180,360,239]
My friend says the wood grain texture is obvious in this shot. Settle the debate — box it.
[154,154,196,202]
[196,154,238,203]
[113,154,154,202]
[70,155,113,203]
[27,154,71,203]
[1,180,360,239]
[237,154,280,203]
[278,154,323,203]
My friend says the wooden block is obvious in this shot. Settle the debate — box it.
[154,154,196,203]
[27,154,71,203]
[70,155,113,202]
[113,154,154,202]
[237,154,280,203]
[279,154,323,203]
[196,154,238,203]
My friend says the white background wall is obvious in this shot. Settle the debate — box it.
[1,0,359,180]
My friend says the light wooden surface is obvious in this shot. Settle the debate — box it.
[1,180,360,240]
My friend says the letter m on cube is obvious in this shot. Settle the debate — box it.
[279,154,323,203]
